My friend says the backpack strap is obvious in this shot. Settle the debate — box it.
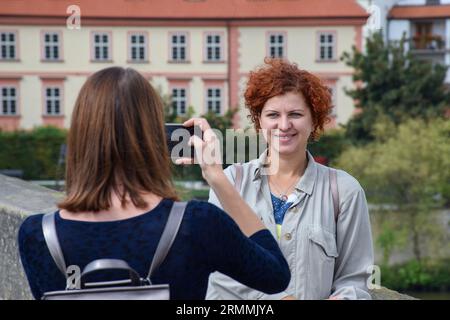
[42,212,68,278]
[147,201,187,281]
[329,168,340,223]
[234,163,243,192]
[43,201,188,282]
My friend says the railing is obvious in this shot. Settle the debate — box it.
[409,35,446,51]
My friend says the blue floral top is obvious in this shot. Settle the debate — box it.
[270,193,296,239]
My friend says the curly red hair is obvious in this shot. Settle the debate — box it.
[244,58,332,141]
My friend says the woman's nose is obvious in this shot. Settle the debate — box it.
[278,116,291,131]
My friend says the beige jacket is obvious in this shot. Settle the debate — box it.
[206,150,374,300]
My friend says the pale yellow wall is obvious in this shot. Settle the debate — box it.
[1,25,228,73]
[334,76,355,126]
[1,24,356,129]
[16,75,86,129]
[18,76,41,130]
[237,26,357,128]
[238,26,356,72]
[0,25,230,128]
[62,76,87,128]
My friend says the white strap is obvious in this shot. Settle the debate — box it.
[42,213,68,278]
[147,201,187,281]
[329,168,340,223]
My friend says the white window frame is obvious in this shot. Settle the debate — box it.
[1,86,18,115]
[129,33,147,62]
[0,32,17,60]
[206,87,222,114]
[268,32,285,59]
[43,32,61,61]
[170,32,188,62]
[44,86,62,116]
[318,32,336,61]
[205,33,222,61]
[172,87,187,115]
[92,32,111,61]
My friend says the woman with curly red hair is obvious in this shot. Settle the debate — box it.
[205,59,374,300]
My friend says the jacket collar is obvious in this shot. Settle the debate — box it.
[252,149,317,196]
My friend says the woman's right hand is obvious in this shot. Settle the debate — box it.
[177,118,266,237]
[175,117,224,184]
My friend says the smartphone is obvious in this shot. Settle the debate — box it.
[165,123,202,159]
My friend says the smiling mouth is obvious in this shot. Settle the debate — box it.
[273,133,297,141]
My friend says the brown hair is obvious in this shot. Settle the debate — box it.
[58,67,178,213]
[244,58,332,141]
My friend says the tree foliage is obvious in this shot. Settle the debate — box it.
[335,116,450,261]
[342,32,450,144]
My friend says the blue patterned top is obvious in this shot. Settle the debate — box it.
[18,199,290,300]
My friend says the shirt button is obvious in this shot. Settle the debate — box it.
[284,233,292,240]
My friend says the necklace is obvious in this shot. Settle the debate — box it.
[269,176,300,201]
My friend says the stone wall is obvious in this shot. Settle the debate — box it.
[0,173,417,300]
[0,174,62,300]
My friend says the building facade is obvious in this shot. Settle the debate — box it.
[358,0,450,82]
[0,0,368,131]
[388,0,450,82]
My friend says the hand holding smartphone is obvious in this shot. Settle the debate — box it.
[165,123,202,160]
[173,118,224,182]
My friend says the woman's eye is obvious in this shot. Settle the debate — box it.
[267,114,278,118]
[290,113,303,117]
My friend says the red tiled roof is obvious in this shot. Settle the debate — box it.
[389,5,450,19]
[0,0,368,19]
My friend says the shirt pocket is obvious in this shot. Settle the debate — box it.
[306,225,338,299]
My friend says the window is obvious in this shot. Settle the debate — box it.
[92,32,110,61]
[172,88,187,115]
[129,33,147,62]
[268,33,285,58]
[318,32,336,61]
[170,33,188,61]
[45,87,62,115]
[0,32,17,60]
[205,34,222,61]
[43,32,61,60]
[1,86,17,115]
[206,88,222,114]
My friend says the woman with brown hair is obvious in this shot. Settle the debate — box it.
[18,67,290,300]
[205,58,374,300]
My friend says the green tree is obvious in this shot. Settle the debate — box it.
[308,128,350,164]
[376,217,409,266]
[0,126,67,180]
[342,32,450,145]
[202,109,238,134]
[335,116,450,262]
